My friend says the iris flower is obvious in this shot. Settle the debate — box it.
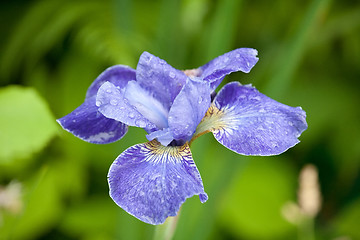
[57,48,307,225]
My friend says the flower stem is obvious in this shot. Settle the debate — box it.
[298,216,315,240]
[153,210,181,240]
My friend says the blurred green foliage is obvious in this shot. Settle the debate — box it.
[0,0,359,239]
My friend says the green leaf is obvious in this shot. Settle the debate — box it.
[0,85,58,163]
[0,167,63,240]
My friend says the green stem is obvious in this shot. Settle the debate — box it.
[153,210,181,240]
[298,216,315,240]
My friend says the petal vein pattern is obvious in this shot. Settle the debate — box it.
[195,82,307,156]
[108,140,208,225]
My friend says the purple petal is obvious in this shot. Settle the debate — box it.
[136,52,187,107]
[199,48,259,91]
[96,81,157,130]
[146,128,174,146]
[57,96,128,144]
[201,82,307,156]
[168,79,211,141]
[124,81,169,130]
[86,65,136,99]
[108,140,208,225]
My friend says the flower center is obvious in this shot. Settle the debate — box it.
[124,81,169,129]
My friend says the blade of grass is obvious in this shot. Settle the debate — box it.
[198,0,242,62]
[155,0,185,66]
[263,0,332,99]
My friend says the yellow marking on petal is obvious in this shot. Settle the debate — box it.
[190,104,228,145]
[144,140,191,164]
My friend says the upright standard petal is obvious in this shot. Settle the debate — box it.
[196,82,307,156]
[199,48,259,91]
[168,79,211,141]
[96,82,157,130]
[136,52,188,106]
[108,140,208,225]
[86,65,136,99]
[57,96,128,144]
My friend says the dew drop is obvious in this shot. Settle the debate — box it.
[223,57,229,63]
[250,96,261,101]
[136,119,147,128]
[129,112,135,119]
[173,128,180,135]
[259,108,266,113]
[198,96,203,104]
[96,100,102,106]
[169,72,176,79]
[236,53,241,58]
[106,89,112,93]
[110,99,118,105]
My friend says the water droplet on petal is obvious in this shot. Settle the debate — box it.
[96,100,102,106]
[106,89,112,93]
[223,57,229,63]
[136,119,147,128]
[198,96,203,104]
[239,94,246,99]
[110,99,118,105]
[250,96,261,101]
[129,112,135,119]
[169,72,176,79]
[271,141,279,148]
[173,128,180,135]
[259,108,266,113]
[236,53,241,58]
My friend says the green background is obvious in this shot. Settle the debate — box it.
[0,0,359,239]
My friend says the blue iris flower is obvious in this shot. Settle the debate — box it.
[57,48,307,225]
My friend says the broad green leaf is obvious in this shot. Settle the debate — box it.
[0,86,58,163]
[0,167,63,240]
